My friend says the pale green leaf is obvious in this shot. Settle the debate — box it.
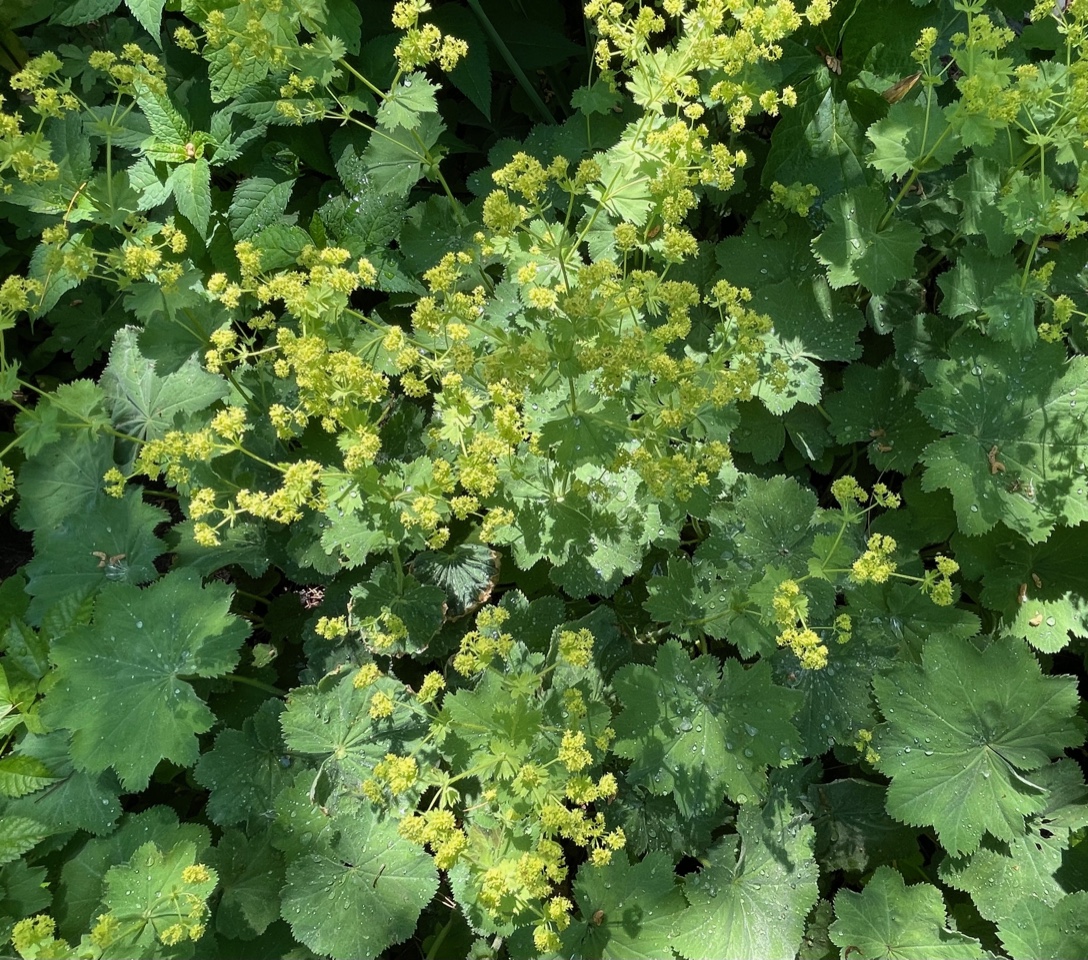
[830,866,984,959]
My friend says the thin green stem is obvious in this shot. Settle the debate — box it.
[464,0,554,124]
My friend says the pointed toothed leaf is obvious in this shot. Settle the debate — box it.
[997,891,1088,960]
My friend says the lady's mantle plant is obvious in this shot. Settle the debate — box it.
[1,0,1087,958]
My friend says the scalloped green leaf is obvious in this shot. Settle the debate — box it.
[41,570,250,791]
[673,796,818,960]
[917,334,1088,542]
[812,185,923,295]
[997,891,1088,960]
[873,633,1085,857]
[559,851,688,960]
[194,699,292,827]
[830,866,985,959]
[280,674,428,792]
[612,640,803,813]
[280,797,438,960]
[101,326,228,444]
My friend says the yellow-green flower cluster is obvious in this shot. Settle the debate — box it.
[923,555,960,607]
[777,626,828,670]
[10,52,79,119]
[372,753,418,795]
[558,628,595,668]
[851,534,898,584]
[452,605,514,675]
[398,808,468,869]
[87,43,167,94]
[770,181,820,216]
[391,0,468,71]
[416,671,446,703]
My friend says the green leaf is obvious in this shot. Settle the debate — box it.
[0,755,56,799]
[559,851,688,959]
[123,0,164,37]
[228,177,296,241]
[811,779,922,876]
[0,815,48,865]
[361,112,444,197]
[957,523,1088,653]
[211,827,284,940]
[376,73,439,131]
[866,101,960,180]
[349,563,446,655]
[53,0,120,26]
[1,731,121,836]
[764,85,870,198]
[825,362,938,473]
[194,699,292,827]
[997,891,1088,960]
[280,674,428,793]
[714,223,865,362]
[102,840,218,952]
[22,490,168,623]
[55,806,210,939]
[14,433,113,532]
[829,866,985,959]
[409,544,499,617]
[812,185,923,295]
[949,157,1017,255]
[133,79,188,147]
[733,474,820,576]
[939,759,1088,923]
[41,569,250,791]
[673,797,818,960]
[612,640,803,813]
[873,633,1085,857]
[168,159,212,237]
[280,797,438,960]
[917,334,1088,542]
[101,326,228,444]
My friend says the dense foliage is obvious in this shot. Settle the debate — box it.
[1,0,1087,957]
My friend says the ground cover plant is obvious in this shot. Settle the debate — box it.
[0,0,1087,957]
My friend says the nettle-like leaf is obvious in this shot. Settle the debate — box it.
[41,569,250,791]
[812,185,923,295]
[612,640,803,814]
[1,730,121,836]
[228,176,296,241]
[829,866,985,959]
[558,851,687,959]
[673,796,818,960]
[918,334,1088,541]
[873,633,1085,857]
[280,796,438,960]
